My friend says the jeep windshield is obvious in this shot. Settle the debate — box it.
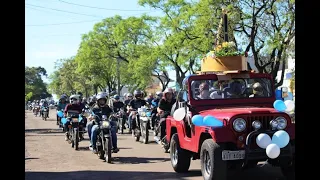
[190,77,273,100]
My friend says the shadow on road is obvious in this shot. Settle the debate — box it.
[112,156,170,164]
[25,157,39,160]
[25,170,201,180]
[119,147,132,150]
[77,147,90,151]
[25,169,284,180]
[25,128,62,133]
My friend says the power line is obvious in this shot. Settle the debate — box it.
[26,3,104,18]
[57,0,154,12]
[26,19,101,26]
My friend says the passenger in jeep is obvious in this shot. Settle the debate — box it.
[226,80,244,98]
[249,82,264,98]
[157,88,175,141]
[197,83,210,99]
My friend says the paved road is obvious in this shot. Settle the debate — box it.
[25,110,285,180]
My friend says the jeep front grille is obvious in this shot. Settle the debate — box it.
[244,115,275,131]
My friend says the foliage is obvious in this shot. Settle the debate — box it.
[209,41,243,57]
[48,0,295,91]
[25,66,51,100]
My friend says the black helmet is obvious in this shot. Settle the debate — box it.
[133,89,142,98]
[113,95,120,100]
[77,92,83,97]
[96,93,107,107]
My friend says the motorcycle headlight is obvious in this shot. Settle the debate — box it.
[102,121,110,128]
[140,112,146,117]
[270,116,287,130]
[233,118,246,132]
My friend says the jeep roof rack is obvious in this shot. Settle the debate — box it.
[195,70,255,75]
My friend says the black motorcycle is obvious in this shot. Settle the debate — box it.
[42,107,49,121]
[95,114,117,163]
[66,112,86,150]
[33,106,40,117]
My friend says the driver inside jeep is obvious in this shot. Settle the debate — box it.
[197,82,210,99]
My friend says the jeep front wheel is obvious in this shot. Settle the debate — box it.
[200,139,227,180]
[170,133,191,173]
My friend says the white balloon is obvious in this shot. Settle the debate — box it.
[173,108,186,121]
[266,144,280,159]
[284,100,295,112]
[256,133,272,149]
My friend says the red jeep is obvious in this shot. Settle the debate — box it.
[166,71,295,180]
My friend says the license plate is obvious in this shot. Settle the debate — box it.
[222,150,245,161]
[72,118,79,122]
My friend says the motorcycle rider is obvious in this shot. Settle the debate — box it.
[63,95,82,141]
[127,90,147,134]
[89,96,97,107]
[89,93,119,153]
[56,95,68,125]
[113,95,126,130]
[151,91,162,129]
[146,93,154,105]
[40,100,49,118]
[157,88,175,143]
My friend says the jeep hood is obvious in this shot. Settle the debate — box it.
[199,107,278,121]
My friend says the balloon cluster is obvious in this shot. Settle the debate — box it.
[273,100,295,113]
[172,108,223,127]
[57,111,67,125]
[255,130,290,159]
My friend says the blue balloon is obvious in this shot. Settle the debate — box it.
[203,115,223,127]
[271,130,290,148]
[61,117,67,125]
[192,115,204,126]
[57,111,64,118]
[273,100,287,112]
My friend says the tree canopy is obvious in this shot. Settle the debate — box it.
[25,66,52,101]
[49,0,295,95]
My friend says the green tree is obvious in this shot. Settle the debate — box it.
[25,66,51,100]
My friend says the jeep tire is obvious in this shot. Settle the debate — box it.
[200,139,227,180]
[170,133,191,173]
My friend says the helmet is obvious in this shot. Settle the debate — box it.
[96,93,107,107]
[113,95,120,100]
[133,90,142,98]
[77,92,83,99]
[199,83,209,92]
[253,82,263,95]
[164,88,173,94]
[60,95,67,100]
[155,91,163,99]
[70,95,80,104]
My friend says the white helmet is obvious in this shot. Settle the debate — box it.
[70,95,80,104]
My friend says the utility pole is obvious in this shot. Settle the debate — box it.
[116,57,121,95]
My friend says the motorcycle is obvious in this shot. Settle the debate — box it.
[33,106,40,117]
[66,111,86,150]
[116,108,126,134]
[153,111,170,153]
[42,107,49,121]
[95,114,117,163]
[28,105,33,111]
[132,106,152,144]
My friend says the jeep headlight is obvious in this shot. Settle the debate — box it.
[233,118,246,132]
[102,121,110,128]
[270,116,287,130]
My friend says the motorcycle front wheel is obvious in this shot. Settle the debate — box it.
[105,137,112,163]
[74,128,79,150]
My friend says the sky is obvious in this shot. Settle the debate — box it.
[25,0,164,83]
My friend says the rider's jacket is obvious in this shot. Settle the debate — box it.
[129,99,147,110]
[146,98,154,105]
[151,98,160,108]
[64,103,82,114]
[78,102,85,110]
[91,104,113,122]
[124,99,131,105]
[41,103,49,108]
[113,101,125,112]
[57,102,67,111]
